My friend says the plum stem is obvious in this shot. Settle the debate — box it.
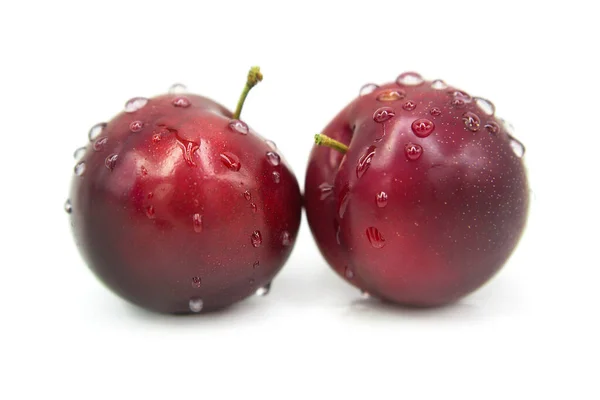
[233,66,263,120]
[314,134,348,154]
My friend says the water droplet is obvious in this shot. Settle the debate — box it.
[88,122,106,141]
[129,120,143,132]
[253,261,260,269]
[411,118,435,138]
[366,227,385,248]
[251,230,263,247]
[431,79,448,90]
[93,137,108,151]
[335,220,342,245]
[373,107,395,123]
[265,140,277,150]
[319,182,334,200]
[244,190,251,201]
[172,97,191,108]
[430,107,442,117]
[73,147,86,161]
[376,191,388,208]
[147,192,154,199]
[169,83,187,94]
[396,72,424,86]
[475,97,495,115]
[272,171,281,183]
[256,283,271,296]
[376,89,406,102]
[124,97,148,113]
[146,205,155,219]
[501,119,515,135]
[359,83,379,96]
[402,100,417,111]
[192,213,203,233]
[451,98,466,108]
[485,121,500,135]
[281,231,292,246]
[266,151,280,166]
[152,133,162,143]
[64,199,72,214]
[361,290,371,299]
[188,297,204,313]
[462,112,481,132]
[338,184,351,219]
[105,154,118,171]
[356,145,376,178]
[74,162,86,176]
[509,136,525,158]
[191,276,202,288]
[344,266,355,279]
[229,119,249,134]
[405,143,423,160]
[450,91,471,108]
[250,203,257,213]
[141,166,148,176]
[220,152,241,171]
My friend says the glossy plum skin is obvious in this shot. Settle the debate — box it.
[305,76,529,306]
[69,93,302,314]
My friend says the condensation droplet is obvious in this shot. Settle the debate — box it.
[475,97,495,115]
[146,205,155,219]
[338,185,351,219]
[244,190,251,201]
[509,136,525,158]
[191,276,202,288]
[220,152,241,171]
[485,121,500,135]
[169,83,187,94]
[366,227,386,248]
[129,120,143,132]
[335,220,342,245]
[253,261,260,269]
[124,97,148,113]
[74,162,86,176]
[64,199,72,214]
[319,182,334,200]
[501,119,515,135]
[396,72,424,86]
[188,297,204,313]
[356,145,376,178]
[373,107,395,123]
[172,97,191,108]
[251,230,263,247]
[431,79,448,90]
[376,191,388,208]
[266,151,280,166]
[344,266,355,279]
[430,107,442,117]
[192,213,203,233]
[229,119,249,134]
[141,166,148,176]
[402,100,417,111]
[265,140,277,150]
[73,147,86,161]
[105,154,118,171]
[256,283,271,296]
[88,123,106,141]
[411,118,435,138]
[281,231,292,246]
[462,112,481,132]
[359,83,379,96]
[250,203,257,213]
[93,137,107,151]
[272,171,281,184]
[405,143,423,161]
[376,89,406,102]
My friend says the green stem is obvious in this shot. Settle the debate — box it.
[233,66,263,120]
[314,134,348,154]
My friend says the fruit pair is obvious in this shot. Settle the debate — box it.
[68,68,528,314]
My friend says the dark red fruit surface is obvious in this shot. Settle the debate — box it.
[68,76,302,314]
[306,73,529,306]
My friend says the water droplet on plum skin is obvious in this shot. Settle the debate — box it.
[376,90,406,102]
[191,276,202,288]
[244,190,251,201]
[373,107,395,123]
[220,152,241,171]
[376,191,388,208]
[172,97,191,108]
[105,154,118,171]
[169,83,187,94]
[359,83,379,96]
[188,297,204,312]
[485,121,500,135]
[356,146,376,178]
[430,107,442,117]
[272,171,281,184]
[88,123,106,142]
[462,112,481,132]
[319,182,334,200]
[129,120,143,132]
[475,97,495,115]
[509,136,525,158]
[402,100,417,111]
[366,227,385,248]
[64,199,72,214]
[344,266,355,279]
[124,97,148,113]
[396,72,424,86]
[73,147,86,161]
[405,143,423,160]
[256,283,271,296]
[431,79,448,90]
[338,185,351,219]
[251,230,263,247]
[281,231,292,246]
[74,162,86,176]
[229,119,249,135]
[266,151,280,166]
[411,118,435,138]
[192,213,203,233]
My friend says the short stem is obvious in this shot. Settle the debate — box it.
[314,134,348,154]
[233,66,263,120]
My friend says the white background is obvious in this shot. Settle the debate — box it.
[1,0,598,398]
